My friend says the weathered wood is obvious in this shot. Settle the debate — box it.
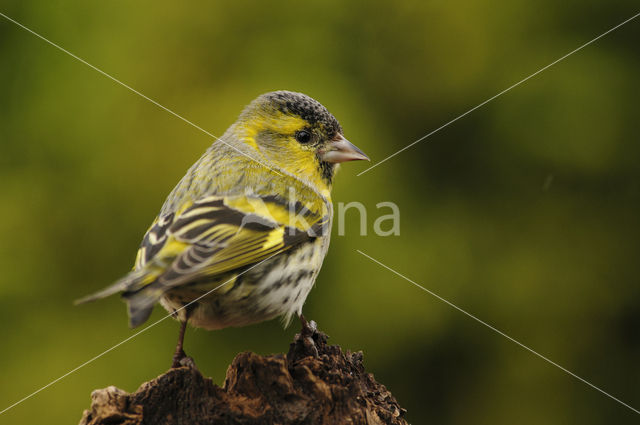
[79,327,408,425]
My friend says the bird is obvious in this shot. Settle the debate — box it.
[76,90,369,367]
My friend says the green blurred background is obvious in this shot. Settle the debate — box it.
[1,1,639,423]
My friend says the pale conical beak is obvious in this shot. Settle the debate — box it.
[319,135,370,163]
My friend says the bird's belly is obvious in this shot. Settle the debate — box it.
[160,239,326,330]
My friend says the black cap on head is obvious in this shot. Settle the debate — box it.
[260,91,342,139]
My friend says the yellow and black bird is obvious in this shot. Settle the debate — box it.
[77,91,369,367]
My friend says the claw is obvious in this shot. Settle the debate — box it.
[298,314,320,357]
[178,356,197,369]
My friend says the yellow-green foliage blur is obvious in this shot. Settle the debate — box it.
[1,1,639,424]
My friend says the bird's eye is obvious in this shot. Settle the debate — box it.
[295,130,312,144]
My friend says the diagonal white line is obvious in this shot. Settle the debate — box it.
[357,11,640,176]
[0,11,282,177]
[356,249,640,415]
[0,249,284,416]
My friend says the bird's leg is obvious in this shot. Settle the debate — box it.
[171,320,188,368]
[171,306,195,368]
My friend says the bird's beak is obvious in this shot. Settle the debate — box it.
[318,134,370,163]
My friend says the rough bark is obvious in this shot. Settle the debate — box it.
[78,327,408,425]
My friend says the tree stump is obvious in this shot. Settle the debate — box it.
[78,327,408,425]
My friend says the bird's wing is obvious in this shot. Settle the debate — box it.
[134,194,327,290]
[74,192,328,327]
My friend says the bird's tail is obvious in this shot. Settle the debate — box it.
[75,269,165,328]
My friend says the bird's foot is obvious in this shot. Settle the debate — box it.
[178,355,197,369]
[171,348,196,369]
[299,313,318,336]
[288,314,330,364]
[297,314,320,357]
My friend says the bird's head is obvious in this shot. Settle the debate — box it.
[233,91,369,190]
